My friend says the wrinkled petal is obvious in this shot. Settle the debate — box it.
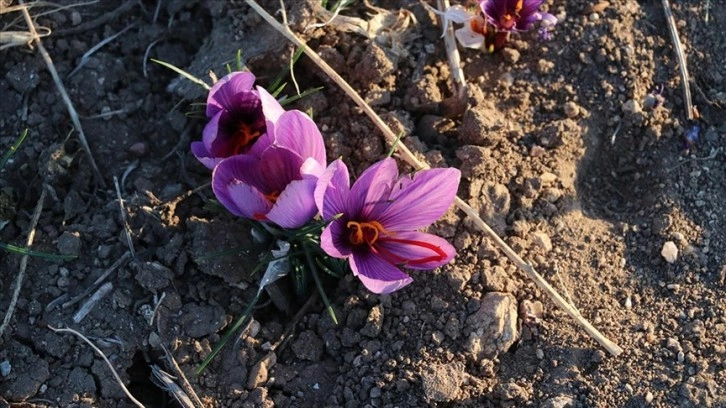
[320,219,353,259]
[191,141,221,169]
[378,168,460,230]
[265,175,319,228]
[348,158,398,220]
[273,110,326,166]
[455,25,486,49]
[349,251,413,294]
[315,159,350,220]
[206,71,256,117]
[212,157,272,219]
[377,231,456,270]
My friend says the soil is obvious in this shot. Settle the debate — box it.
[1,0,725,407]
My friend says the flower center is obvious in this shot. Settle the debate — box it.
[231,122,262,155]
[347,221,389,246]
[500,0,523,30]
[264,190,281,204]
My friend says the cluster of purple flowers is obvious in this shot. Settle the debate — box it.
[194,71,460,294]
[442,0,557,52]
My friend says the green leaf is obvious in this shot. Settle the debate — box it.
[151,59,211,90]
[0,243,76,261]
[0,129,28,171]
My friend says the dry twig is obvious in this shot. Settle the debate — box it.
[114,176,136,259]
[661,0,694,121]
[0,188,46,337]
[435,0,466,96]
[48,325,145,408]
[245,0,624,357]
[18,1,105,186]
[61,250,131,309]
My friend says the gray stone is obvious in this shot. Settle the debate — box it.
[247,352,276,390]
[421,362,465,402]
[57,231,82,257]
[291,330,324,361]
[360,305,384,338]
[465,292,519,360]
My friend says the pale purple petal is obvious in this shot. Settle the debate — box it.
[455,26,486,49]
[247,132,274,157]
[273,110,326,166]
[206,71,256,117]
[320,220,353,259]
[265,175,319,228]
[315,160,350,220]
[212,157,272,219]
[202,113,222,151]
[191,141,221,169]
[257,86,285,124]
[377,231,456,270]
[348,158,398,220]
[350,251,413,294]
[539,12,558,27]
[377,168,460,230]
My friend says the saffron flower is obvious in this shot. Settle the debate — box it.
[212,110,326,229]
[444,0,557,52]
[192,71,285,169]
[315,158,460,294]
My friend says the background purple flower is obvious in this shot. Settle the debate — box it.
[315,158,460,294]
[192,71,285,169]
[212,110,326,228]
[481,0,555,33]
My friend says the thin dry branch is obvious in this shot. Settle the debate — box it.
[62,250,131,309]
[18,1,105,186]
[0,188,46,337]
[245,0,624,357]
[661,0,694,120]
[48,325,145,408]
[436,0,466,96]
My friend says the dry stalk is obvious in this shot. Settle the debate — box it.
[18,1,106,186]
[246,0,624,357]
[0,188,46,337]
[62,250,131,309]
[158,341,204,408]
[47,325,145,408]
[661,0,694,121]
[436,0,466,96]
[114,176,136,259]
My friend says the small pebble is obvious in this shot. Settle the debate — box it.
[589,13,600,21]
[624,384,634,394]
[677,351,685,363]
[624,296,632,309]
[0,360,11,377]
[536,349,544,359]
[661,241,678,263]
[563,101,580,118]
[645,391,654,403]
[129,142,149,157]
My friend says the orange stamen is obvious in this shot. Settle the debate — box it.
[346,220,391,246]
[264,191,280,204]
[231,123,261,155]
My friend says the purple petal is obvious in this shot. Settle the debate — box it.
[273,110,326,166]
[257,86,285,124]
[247,132,274,158]
[377,231,456,270]
[377,168,460,230]
[191,141,221,170]
[348,158,398,220]
[258,147,305,193]
[349,251,413,294]
[206,71,256,117]
[202,113,222,151]
[265,174,319,228]
[212,156,272,219]
[315,160,350,220]
[320,219,353,259]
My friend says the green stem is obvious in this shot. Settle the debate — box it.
[303,244,338,324]
[195,291,261,375]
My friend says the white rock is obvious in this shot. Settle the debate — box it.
[661,241,678,263]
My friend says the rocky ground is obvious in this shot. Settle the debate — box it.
[1,0,725,407]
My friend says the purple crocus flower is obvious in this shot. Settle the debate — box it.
[192,71,285,169]
[212,110,326,229]
[482,0,552,32]
[315,158,460,294]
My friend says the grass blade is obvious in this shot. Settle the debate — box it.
[151,59,211,91]
[0,242,76,261]
[0,129,28,171]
